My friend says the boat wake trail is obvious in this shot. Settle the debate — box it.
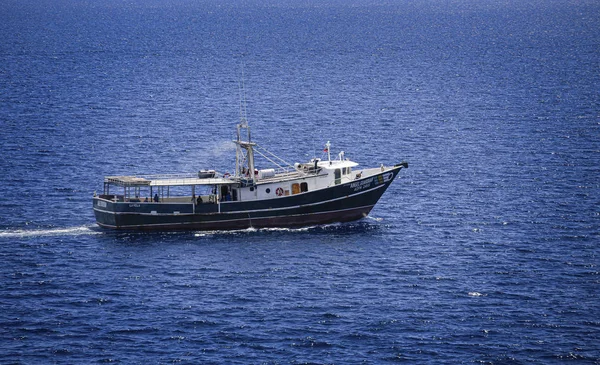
[0,225,102,239]
[192,220,381,237]
[194,226,314,237]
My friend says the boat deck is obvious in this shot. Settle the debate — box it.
[105,169,316,188]
[105,174,235,187]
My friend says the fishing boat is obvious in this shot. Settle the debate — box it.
[92,120,407,231]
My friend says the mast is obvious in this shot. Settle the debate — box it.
[234,121,256,184]
[234,73,256,184]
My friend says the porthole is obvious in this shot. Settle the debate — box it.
[266,188,271,194]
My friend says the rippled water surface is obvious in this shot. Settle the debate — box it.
[1,0,599,363]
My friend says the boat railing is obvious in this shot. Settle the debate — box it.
[155,195,218,204]
[97,194,220,204]
[98,194,124,202]
[104,173,199,186]
[132,171,244,182]
[104,172,235,188]
[273,166,295,174]
[131,173,199,181]
[258,170,304,183]
[328,175,354,187]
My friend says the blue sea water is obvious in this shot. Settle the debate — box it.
[1,0,599,363]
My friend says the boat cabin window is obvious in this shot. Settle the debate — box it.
[292,183,301,195]
[300,182,308,193]
[300,182,308,192]
[291,183,309,195]
[334,169,341,185]
[220,185,237,201]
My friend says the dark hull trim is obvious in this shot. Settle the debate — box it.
[95,204,375,231]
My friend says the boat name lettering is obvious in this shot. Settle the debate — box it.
[97,201,107,208]
[350,177,374,191]
[129,204,141,208]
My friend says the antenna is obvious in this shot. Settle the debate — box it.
[238,65,249,128]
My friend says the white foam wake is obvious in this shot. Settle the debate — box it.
[193,225,315,237]
[364,215,383,222]
[0,225,101,238]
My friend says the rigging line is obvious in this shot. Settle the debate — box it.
[253,148,290,170]
[239,150,248,164]
[255,144,292,167]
